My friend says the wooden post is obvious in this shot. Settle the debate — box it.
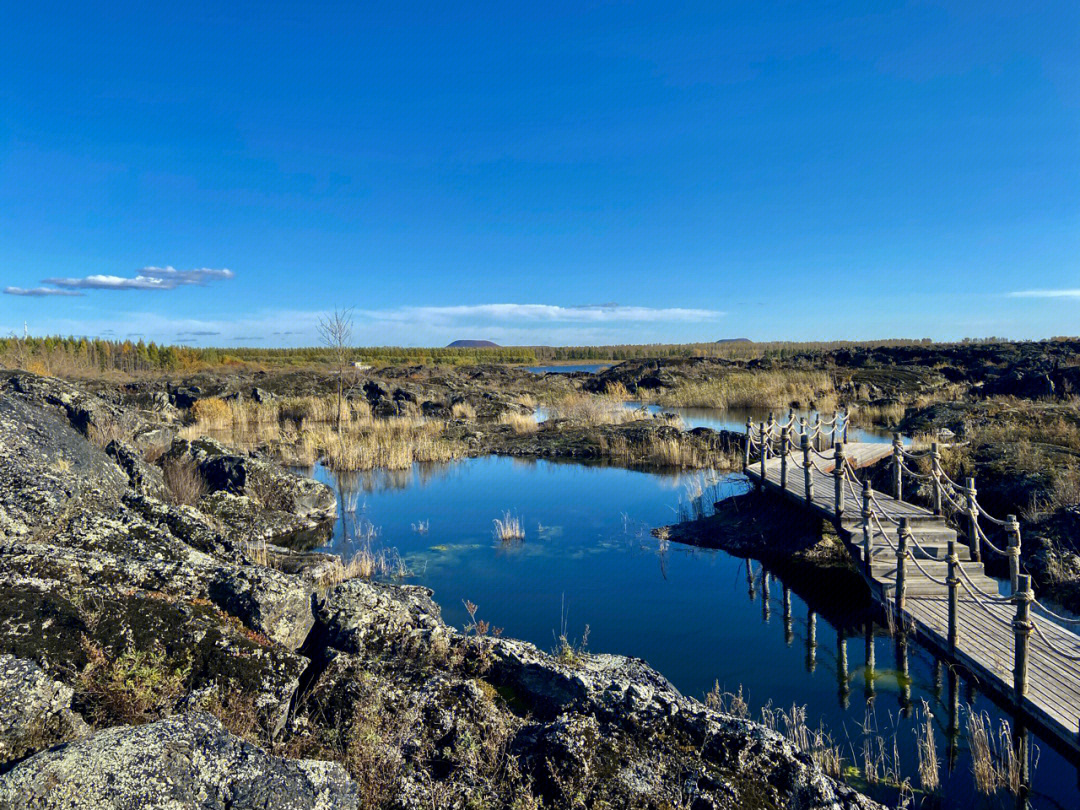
[834,441,845,517]
[947,537,959,653]
[831,410,839,446]
[743,418,752,472]
[801,432,813,505]
[1013,573,1033,705]
[895,518,909,616]
[767,412,775,454]
[780,424,790,491]
[842,407,849,444]
[862,481,873,576]
[892,433,903,501]
[812,413,822,451]
[837,627,850,709]
[762,570,771,622]
[864,623,876,699]
[759,421,767,483]
[965,477,981,562]
[1007,514,1022,595]
[931,442,943,516]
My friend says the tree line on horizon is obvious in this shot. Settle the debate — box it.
[1,334,1073,377]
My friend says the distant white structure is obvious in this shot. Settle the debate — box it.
[351,362,372,371]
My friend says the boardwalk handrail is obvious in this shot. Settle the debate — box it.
[743,419,1023,580]
[742,411,1080,736]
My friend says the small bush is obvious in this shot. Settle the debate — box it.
[162,457,208,505]
[76,639,191,727]
[190,397,231,427]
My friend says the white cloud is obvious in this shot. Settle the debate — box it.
[38,267,234,291]
[11,303,722,347]
[1008,289,1080,298]
[361,303,723,324]
[4,286,84,297]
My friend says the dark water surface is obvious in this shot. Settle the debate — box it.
[308,457,1076,809]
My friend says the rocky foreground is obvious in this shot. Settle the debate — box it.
[0,369,878,809]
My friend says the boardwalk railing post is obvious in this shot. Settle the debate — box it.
[862,481,873,576]
[767,412,775,450]
[947,537,959,654]
[1013,573,1033,705]
[743,418,752,472]
[895,518,909,616]
[780,424,789,491]
[842,407,849,444]
[801,433,813,505]
[759,422,767,484]
[892,433,903,501]
[965,477,981,562]
[931,442,943,516]
[834,442,845,517]
[1006,515,1022,595]
[813,413,822,452]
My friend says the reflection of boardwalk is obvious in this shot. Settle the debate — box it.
[744,416,1080,757]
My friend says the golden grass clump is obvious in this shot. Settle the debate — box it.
[546,392,635,426]
[316,544,409,589]
[451,401,477,420]
[492,511,525,542]
[656,370,837,411]
[499,410,539,434]
[190,397,232,427]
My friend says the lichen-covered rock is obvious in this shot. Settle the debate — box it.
[199,490,333,549]
[209,565,315,651]
[0,655,89,768]
[0,712,358,809]
[314,579,448,656]
[103,439,167,499]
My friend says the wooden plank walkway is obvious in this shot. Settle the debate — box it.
[746,442,1080,758]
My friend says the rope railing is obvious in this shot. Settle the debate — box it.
[1032,598,1080,625]
[1030,617,1080,662]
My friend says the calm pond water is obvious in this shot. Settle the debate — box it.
[306,457,1076,809]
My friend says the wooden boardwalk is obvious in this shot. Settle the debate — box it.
[745,434,1080,758]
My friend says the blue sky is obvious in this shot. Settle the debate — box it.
[2,1,1078,347]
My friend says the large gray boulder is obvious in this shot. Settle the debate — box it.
[0,712,358,809]
[314,579,448,656]
[0,655,89,768]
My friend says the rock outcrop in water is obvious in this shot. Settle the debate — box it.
[0,369,880,809]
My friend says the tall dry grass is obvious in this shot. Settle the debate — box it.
[181,393,464,472]
[655,370,837,410]
[498,411,539,434]
[545,392,637,425]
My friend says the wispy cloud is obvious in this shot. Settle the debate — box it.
[40,266,234,291]
[4,286,84,297]
[362,303,723,324]
[1008,289,1080,298]
[11,302,721,347]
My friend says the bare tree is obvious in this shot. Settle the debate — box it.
[317,307,354,431]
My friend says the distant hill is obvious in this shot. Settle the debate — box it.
[715,338,752,344]
[446,339,500,348]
